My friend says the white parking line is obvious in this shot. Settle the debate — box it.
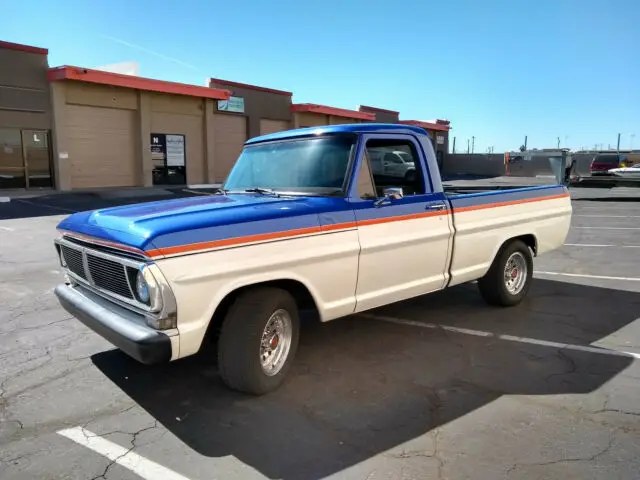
[360,313,640,360]
[572,226,640,230]
[58,427,192,480]
[534,271,640,282]
[564,243,640,248]
[574,215,640,218]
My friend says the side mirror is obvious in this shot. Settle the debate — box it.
[374,187,404,207]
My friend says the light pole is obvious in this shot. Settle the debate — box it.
[471,136,475,154]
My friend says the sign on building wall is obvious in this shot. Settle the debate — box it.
[436,135,445,145]
[166,134,186,167]
[217,96,245,113]
[150,133,186,167]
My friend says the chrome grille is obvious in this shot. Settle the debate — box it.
[60,245,86,279]
[87,254,134,299]
[58,240,141,302]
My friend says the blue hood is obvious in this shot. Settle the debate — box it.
[57,194,331,256]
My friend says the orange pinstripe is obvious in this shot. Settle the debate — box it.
[61,192,570,259]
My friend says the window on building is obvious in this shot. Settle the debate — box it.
[0,128,24,189]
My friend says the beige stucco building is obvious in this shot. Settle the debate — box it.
[1,39,451,192]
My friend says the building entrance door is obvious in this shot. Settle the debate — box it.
[0,128,26,189]
[22,130,52,188]
[0,128,52,189]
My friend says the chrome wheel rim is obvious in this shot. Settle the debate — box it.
[260,309,293,376]
[504,252,527,295]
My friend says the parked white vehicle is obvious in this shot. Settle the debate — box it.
[609,164,640,178]
[53,124,572,395]
[368,147,416,182]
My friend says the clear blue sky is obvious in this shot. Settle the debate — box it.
[2,0,639,152]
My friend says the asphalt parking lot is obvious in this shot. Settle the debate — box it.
[1,187,639,480]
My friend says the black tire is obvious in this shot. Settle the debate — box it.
[477,239,533,307]
[217,287,300,395]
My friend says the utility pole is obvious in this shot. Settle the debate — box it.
[467,138,470,154]
[471,136,475,154]
[557,137,560,149]
[617,133,621,155]
[452,136,456,154]
[524,135,528,150]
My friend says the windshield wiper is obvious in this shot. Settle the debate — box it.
[244,187,278,196]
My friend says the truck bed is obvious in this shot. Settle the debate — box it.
[443,183,563,197]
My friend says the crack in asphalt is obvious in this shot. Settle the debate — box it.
[0,451,35,467]
[0,316,73,336]
[88,420,159,480]
[385,389,446,479]
[545,348,577,383]
[1,419,24,431]
[594,408,640,417]
[506,430,617,474]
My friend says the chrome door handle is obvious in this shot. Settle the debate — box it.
[426,203,446,211]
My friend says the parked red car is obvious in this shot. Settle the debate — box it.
[590,154,629,176]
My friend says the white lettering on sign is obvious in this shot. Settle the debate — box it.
[166,135,185,167]
[217,96,245,113]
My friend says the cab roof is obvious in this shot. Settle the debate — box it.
[245,123,431,145]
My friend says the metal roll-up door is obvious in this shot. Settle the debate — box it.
[213,114,246,182]
[259,119,290,135]
[66,105,136,189]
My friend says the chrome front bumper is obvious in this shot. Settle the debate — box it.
[55,283,173,364]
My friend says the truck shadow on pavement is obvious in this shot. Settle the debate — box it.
[92,279,639,480]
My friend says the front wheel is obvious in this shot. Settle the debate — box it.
[217,287,300,395]
[477,239,533,307]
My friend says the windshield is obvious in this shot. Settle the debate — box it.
[223,135,356,195]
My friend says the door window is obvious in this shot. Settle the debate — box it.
[363,139,425,196]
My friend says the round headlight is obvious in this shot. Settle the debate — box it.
[136,270,150,304]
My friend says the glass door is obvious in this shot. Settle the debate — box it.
[22,130,52,188]
[0,128,26,189]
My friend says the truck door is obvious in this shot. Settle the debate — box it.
[349,134,453,312]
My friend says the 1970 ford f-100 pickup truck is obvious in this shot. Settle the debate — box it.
[53,124,572,394]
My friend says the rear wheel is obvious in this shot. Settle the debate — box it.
[477,239,533,307]
[217,287,300,395]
